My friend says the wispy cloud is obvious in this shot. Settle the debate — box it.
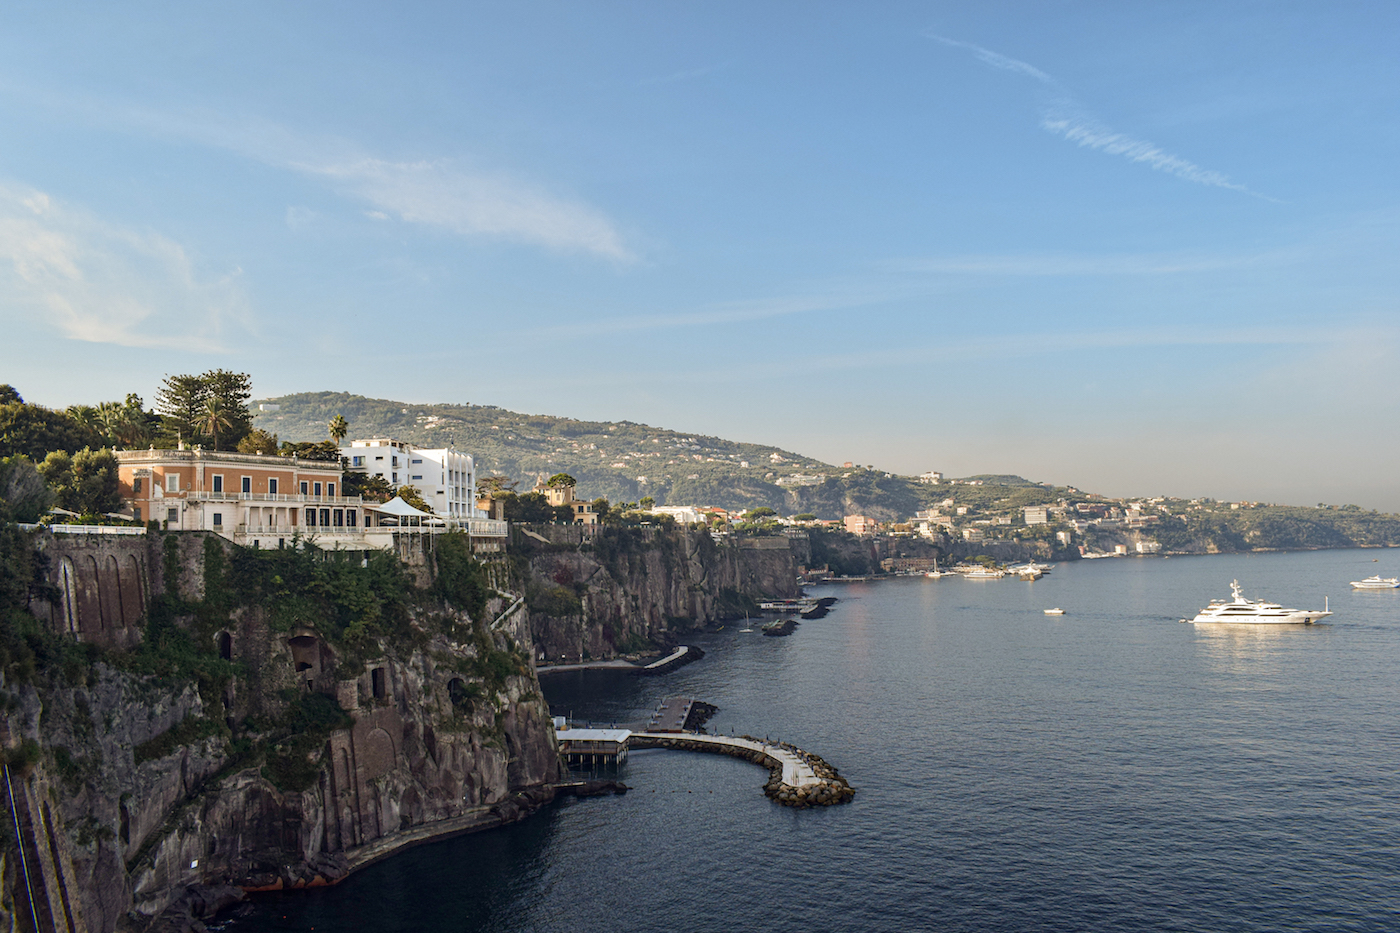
[121,107,636,261]
[886,249,1280,277]
[927,34,1271,199]
[0,183,247,350]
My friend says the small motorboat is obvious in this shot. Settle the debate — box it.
[1043,608,1065,615]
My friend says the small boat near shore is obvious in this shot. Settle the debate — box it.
[1043,608,1065,616]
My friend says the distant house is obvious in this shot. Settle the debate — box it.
[844,515,878,536]
[537,479,598,525]
[1023,506,1049,525]
[918,471,943,485]
[650,506,706,524]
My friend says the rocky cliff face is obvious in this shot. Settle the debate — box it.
[0,529,557,933]
[515,526,799,663]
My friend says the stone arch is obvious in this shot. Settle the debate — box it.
[360,727,396,780]
[77,555,102,636]
[122,554,145,627]
[58,558,78,636]
[216,632,233,661]
[99,555,122,633]
[287,634,320,682]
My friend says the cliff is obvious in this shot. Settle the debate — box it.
[0,527,558,933]
[513,525,799,663]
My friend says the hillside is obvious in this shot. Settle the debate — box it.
[251,392,1050,518]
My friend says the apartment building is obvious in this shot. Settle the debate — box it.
[342,438,480,521]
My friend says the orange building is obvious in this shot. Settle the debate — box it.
[116,448,364,548]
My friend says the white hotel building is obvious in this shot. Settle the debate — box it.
[341,438,483,522]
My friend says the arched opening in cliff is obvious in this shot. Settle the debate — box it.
[288,634,321,683]
[371,667,387,700]
[216,631,232,661]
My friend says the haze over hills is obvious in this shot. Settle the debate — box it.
[251,391,1050,519]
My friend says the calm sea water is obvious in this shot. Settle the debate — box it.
[237,549,1400,932]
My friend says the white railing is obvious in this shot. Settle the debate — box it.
[186,491,363,505]
[23,524,146,536]
[232,524,365,537]
[461,518,509,537]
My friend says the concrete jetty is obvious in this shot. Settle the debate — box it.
[629,732,854,808]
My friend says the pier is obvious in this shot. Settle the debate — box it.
[557,696,854,807]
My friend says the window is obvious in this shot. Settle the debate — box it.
[213,513,223,527]
[411,475,423,481]
[352,456,364,467]
[167,508,178,523]
[320,508,330,526]
[374,455,384,461]
[166,473,179,492]
[133,477,143,494]
[347,510,357,527]
[371,667,387,700]
[333,509,343,527]
[134,507,142,522]
[314,482,322,496]
[392,457,399,467]
[392,473,398,483]
[300,481,308,495]
[305,509,316,527]
[212,475,223,493]
[327,482,335,497]
[241,476,252,494]
[268,478,278,495]
[411,459,423,465]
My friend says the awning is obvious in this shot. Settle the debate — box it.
[364,496,433,518]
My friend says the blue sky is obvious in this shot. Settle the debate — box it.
[2,2,1398,508]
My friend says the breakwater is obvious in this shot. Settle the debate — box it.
[629,733,854,808]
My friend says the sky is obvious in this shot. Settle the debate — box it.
[2,2,1398,509]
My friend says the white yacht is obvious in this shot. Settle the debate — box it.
[961,566,1006,579]
[1184,580,1331,625]
[1350,575,1400,589]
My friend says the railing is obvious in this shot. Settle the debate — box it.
[460,518,509,537]
[186,492,364,505]
[115,448,344,467]
[232,524,365,537]
[20,524,146,536]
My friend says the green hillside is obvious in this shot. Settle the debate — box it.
[250,391,1051,518]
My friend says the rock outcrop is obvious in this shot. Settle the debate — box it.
[514,526,800,663]
[0,529,557,933]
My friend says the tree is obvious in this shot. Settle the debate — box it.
[279,441,341,461]
[476,475,518,495]
[591,498,611,522]
[748,506,777,518]
[155,370,252,449]
[0,402,103,461]
[343,471,393,503]
[396,485,434,513]
[155,373,209,447]
[546,473,577,488]
[0,456,53,522]
[502,491,563,523]
[0,386,21,405]
[328,415,349,444]
[38,448,121,517]
[200,396,235,451]
[639,496,655,510]
[237,429,280,456]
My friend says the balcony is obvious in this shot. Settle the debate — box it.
[231,524,366,538]
[186,491,363,506]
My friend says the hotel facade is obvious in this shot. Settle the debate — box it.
[115,448,364,549]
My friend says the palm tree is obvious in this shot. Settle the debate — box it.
[200,397,234,451]
[328,415,349,445]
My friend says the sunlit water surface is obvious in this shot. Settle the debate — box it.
[236,550,1400,932]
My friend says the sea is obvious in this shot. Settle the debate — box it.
[234,548,1400,932]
